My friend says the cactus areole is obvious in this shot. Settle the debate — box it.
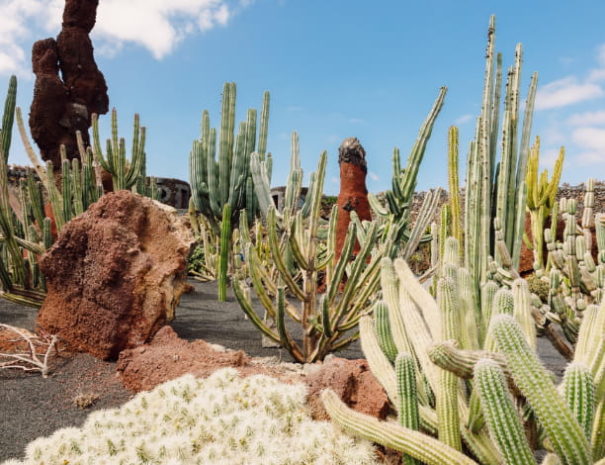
[335,137,372,261]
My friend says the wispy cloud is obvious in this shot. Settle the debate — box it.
[0,0,245,76]
[368,171,379,181]
[535,76,603,110]
[454,114,473,125]
[571,126,605,165]
[348,117,365,124]
[567,110,605,126]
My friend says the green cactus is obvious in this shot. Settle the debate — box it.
[396,353,422,465]
[525,139,564,271]
[189,83,270,231]
[492,315,592,465]
[436,277,462,450]
[563,363,595,440]
[375,300,398,363]
[92,109,146,191]
[217,203,232,302]
[474,358,537,465]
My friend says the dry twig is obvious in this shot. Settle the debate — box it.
[0,324,58,377]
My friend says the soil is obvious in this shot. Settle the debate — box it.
[0,280,568,462]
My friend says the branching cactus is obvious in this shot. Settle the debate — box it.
[526,139,564,271]
[367,87,445,260]
[189,82,270,231]
[92,109,146,192]
[233,148,386,362]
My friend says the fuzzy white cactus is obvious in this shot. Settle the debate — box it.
[4,368,380,465]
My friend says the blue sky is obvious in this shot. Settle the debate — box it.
[1,0,605,195]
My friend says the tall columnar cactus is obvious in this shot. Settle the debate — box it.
[189,83,270,231]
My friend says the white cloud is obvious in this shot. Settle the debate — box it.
[567,111,605,126]
[349,117,365,124]
[368,171,379,181]
[535,77,603,110]
[0,0,244,76]
[571,127,605,165]
[454,114,473,125]
[572,127,605,151]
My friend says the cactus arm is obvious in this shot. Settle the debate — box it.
[374,300,398,363]
[232,278,280,343]
[276,287,304,361]
[359,316,398,401]
[0,75,16,162]
[394,257,442,338]
[493,315,592,465]
[474,359,537,465]
[217,203,231,302]
[15,108,48,186]
[512,278,537,350]
[448,126,463,252]
[257,91,270,158]
[321,389,480,465]
[267,207,305,300]
[436,278,462,450]
[396,353,422,465]
[562,363,595,441]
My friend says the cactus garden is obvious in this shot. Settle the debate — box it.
[1,1,605,464]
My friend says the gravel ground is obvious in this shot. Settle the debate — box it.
[0,279,568,462]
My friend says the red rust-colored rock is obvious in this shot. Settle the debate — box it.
[335,138,372,261]
[304,356,390,421]
[29,0,108,167]
[36,191,194,360]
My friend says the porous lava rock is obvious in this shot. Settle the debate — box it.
[335,138,372,261]
[36,191,194,360]
[29,0,108,167]
[304,356,390,422]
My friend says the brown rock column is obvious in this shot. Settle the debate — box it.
[29,0,109,167]
[335,138,372,261]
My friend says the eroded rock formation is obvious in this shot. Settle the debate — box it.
[36,191,194,360]
[335,138,372,261]
[30,0,108,167]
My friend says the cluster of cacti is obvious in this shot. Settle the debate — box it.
[0,77,49,306]
[4,368,381,465]
[525,138,564,270]
[92,109,150,194]
[189,82,270,230]
[322,243,605,464]
[442,15,537,289]
[368,87,446,259]
[524,179,605,347]
[0,76,154,307]
[188,82,270,300]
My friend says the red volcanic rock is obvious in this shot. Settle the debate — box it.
[36,191,194,360]
[335,138,372,261]
[29,0,108,167]
[304,356,391,422]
